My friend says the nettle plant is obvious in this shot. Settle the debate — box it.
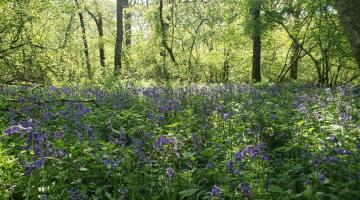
[1,84,360,199]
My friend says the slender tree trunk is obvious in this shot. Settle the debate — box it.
[289,42,300,79]
[75,0,92,79]
[159,0,178,68]
[222,49,230,83]
[114,0,124,76]
[335,0,360,69]
[98,14,106,72]
[124,0,132,47]
[289,8,301,80]
[87,5,106,74]
[251,0,261,82]
[124,0,131,70]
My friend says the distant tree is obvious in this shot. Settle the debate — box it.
[159,0,178,71]
[335,0,360,69]
[86,0,106,74]
[251,0,261,82]
[114,0,124,76]
[75,0,92,79]
[124,0,132,47]
[124,0,132,69]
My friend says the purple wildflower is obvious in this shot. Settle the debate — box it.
[240,183,253,198]
[327,135,338,143]
[318,173,329,184]
[5,125,32,135]
[69,188,78,200]
[211,185,221,197]
[223,112,231,121]
[166,167,174,179]
[226,160,235,174]
[104,159,111,169]
[54,131,64,140]
[327,156,340,163]
[154,135,176,151]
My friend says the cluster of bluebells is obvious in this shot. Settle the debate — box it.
[154,135,180,157]
[211,185,223,199]
[5,119,33,136]
[235,142,269,162]
[2,84,360,199]
[166,167,174,179]
[240,183,253,198]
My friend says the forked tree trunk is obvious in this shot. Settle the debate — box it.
[87,2,106,74]
[75,0,92,79]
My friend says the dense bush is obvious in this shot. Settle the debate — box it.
[0,84,359,199]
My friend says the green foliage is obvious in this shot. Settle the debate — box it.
[0,0,358,85]
[1,84,360,199]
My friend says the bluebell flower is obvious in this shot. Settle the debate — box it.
[104,159,111,169]
[226,160,234,174]
[327,135,338,143]
[223,112,231,121]
[154,136,176,150]
[235,151,245,161]
[166,167,174,179]
[262,154,269,161]
[327,156,340,163]
[117,128,126,146]
[318,173,329,184]
[69,188,78,200]
[44,111,52,121]
[55,149,67,158]
[86,125,95,140]
[54,131,64,140]
[215,105,224,113]
[334,148,351,155]
[5,125,32,135]
[240,183,253,198]
[206,162,215,169]
[24,158,44,176]
[211,185,221,196]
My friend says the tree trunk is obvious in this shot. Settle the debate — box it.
[98,14,106,73]
[87,4,106,74]
[222,49,230,83]
[335,0,360,69]
[159,0,178,69]
[289,42,300,79]
[114,0,124,76]
[289,7,301,80]
[251,0,261,82]
[124,0,132,47]
[75,0,92,79]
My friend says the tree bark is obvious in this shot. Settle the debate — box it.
[251,0,261,82]
[124,0,132,47]
[75,0,92,79]
[114,0,124,76]
[87,4,106,74]
[335,0,360,69]
[289,42,300,79]
[159,0,178,68]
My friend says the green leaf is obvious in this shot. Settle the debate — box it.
[269,185,283,193]
[79,167,88,172]
[179,188,199,199]
[166,122,181,128]
[105,191,112,199]
[201,148,215,158]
